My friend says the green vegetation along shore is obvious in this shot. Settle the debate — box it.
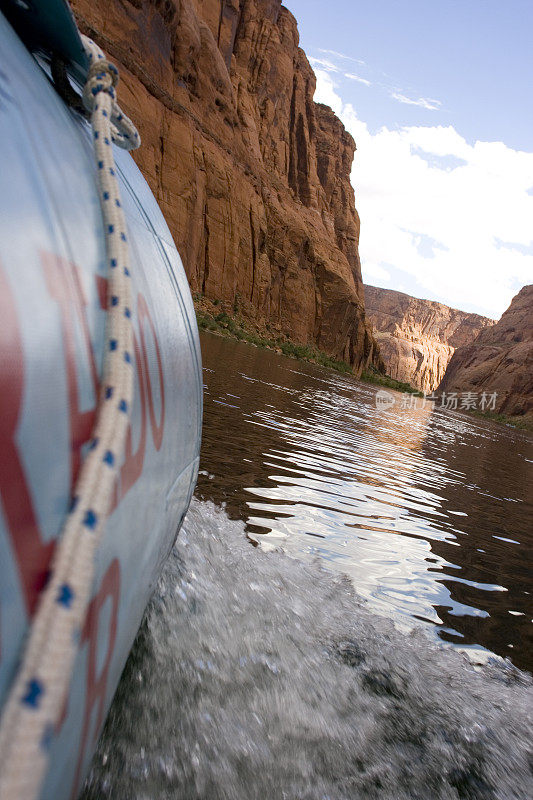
[195,297,422,394]
[467,408,533,432]
[194,297,532,432]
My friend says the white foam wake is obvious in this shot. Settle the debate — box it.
[82,499,533,799]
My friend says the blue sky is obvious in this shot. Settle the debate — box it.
[284,0,533,318]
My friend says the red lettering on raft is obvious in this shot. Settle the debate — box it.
[138,293,165,451]
[0,252,166,732]
[118,327,148,498]
[0,265,54,616]
[41,252,99,485]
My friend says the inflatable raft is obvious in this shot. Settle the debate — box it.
[0,1,202,797]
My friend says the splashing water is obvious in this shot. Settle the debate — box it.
[82,500,532,800]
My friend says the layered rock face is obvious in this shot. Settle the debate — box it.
[364,286,494,393]
[439,285,533,417]
[70,0,381,373]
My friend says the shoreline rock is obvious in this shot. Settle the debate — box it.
[439,284,533,418]
[364,285,495,393]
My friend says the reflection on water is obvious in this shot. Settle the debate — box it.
[197,332,533,671]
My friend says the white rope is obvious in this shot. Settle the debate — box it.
[0,36,140,800]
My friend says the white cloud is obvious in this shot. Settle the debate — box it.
[312,69,343,115]
[313,72,533,318]
[345,73,371,86]
[308,57,339,74]
[318,48,365,65]
[390,92,442,111]
[362,262,391,284]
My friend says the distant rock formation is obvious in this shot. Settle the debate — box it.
[364,286,494,393]
[71,0,382,374]
[439,285,533,418]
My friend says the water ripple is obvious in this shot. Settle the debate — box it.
[197,333,533,671]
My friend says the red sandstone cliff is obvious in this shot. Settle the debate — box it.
[70,0,381,373]
[364,285,495,393]
[439,285,533,418]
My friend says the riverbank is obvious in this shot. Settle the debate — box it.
[194,296,422,396]
[467,407,533,432]
[195,297,532,432]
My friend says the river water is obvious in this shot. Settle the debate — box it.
[196,333,533,672]
[82,332,533,799]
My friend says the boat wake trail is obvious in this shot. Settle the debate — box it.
[82,500,532,800]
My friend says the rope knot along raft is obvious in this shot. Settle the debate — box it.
[0,36,140,800]
[81,36,140,150]
[84,56,119,104]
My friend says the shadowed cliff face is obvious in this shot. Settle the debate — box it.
[70,0,381,373]
[439,285,533,417]
[364,285,494,393]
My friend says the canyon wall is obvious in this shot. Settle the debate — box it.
[70,0,382,373]
[439,285,533,418]
[364,285,494,393]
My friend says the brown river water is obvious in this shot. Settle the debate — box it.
[197,332,533,672]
